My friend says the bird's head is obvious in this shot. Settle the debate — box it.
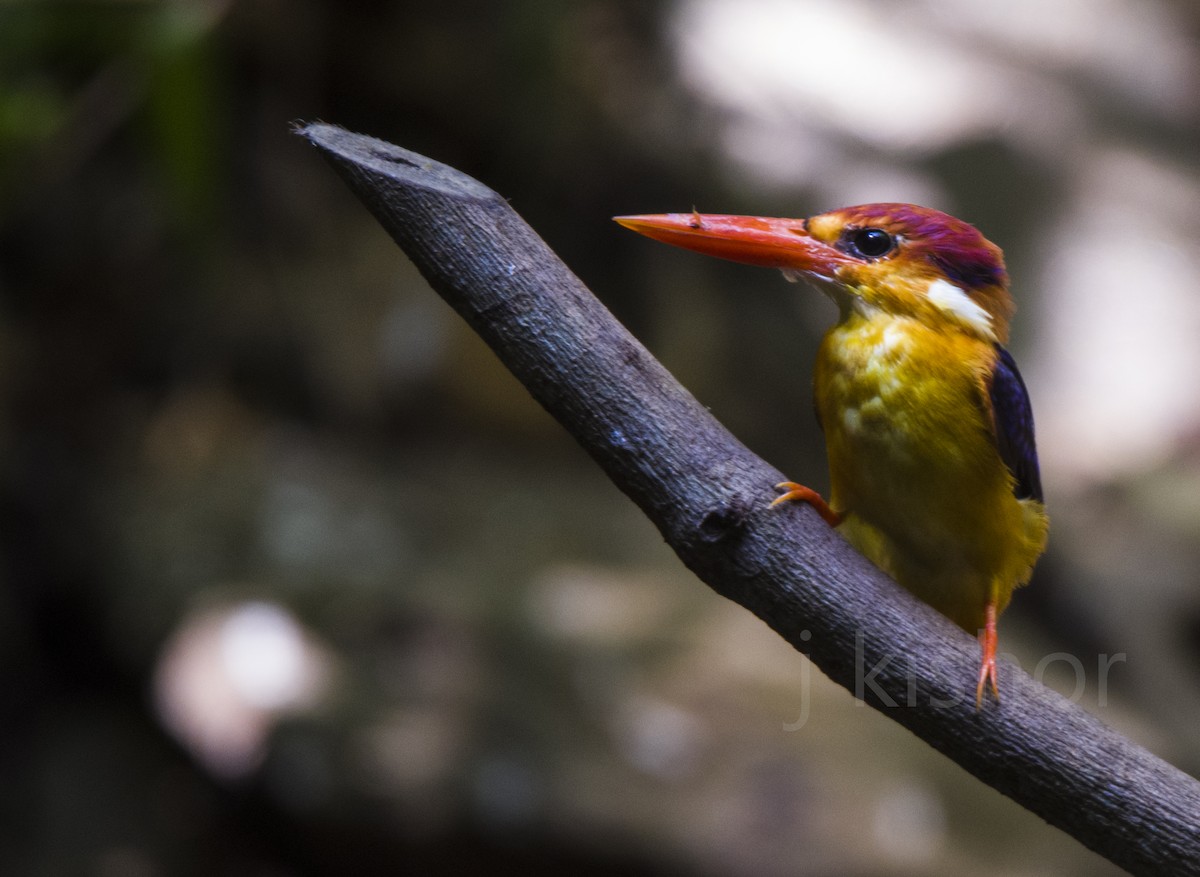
[616,203,1013,343]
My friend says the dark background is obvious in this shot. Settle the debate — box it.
[3,1,1200,874]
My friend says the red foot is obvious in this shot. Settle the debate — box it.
[976,602,1000,708]
[770,481,844,527]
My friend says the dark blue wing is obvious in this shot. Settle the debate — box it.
[988,345,1043,503]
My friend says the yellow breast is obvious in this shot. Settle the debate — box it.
[814,310,1048,632]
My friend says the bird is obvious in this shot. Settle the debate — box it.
[615,204,1048,705]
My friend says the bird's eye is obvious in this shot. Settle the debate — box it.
[849,227,894,259]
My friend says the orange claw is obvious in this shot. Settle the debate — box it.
[976,601,1000,707]
[770,481,844,527]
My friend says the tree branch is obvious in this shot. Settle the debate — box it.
[297,122,1200,876]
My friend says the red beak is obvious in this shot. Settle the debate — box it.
[614,213,853,279]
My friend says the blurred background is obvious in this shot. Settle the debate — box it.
[3,0,1199,874]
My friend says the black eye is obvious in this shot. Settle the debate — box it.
[849,227,894,259]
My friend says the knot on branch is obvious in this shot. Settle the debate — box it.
[697,498,752,543]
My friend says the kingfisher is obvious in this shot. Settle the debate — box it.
[615,204,1048,705]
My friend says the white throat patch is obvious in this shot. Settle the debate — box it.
[925,278,995,339]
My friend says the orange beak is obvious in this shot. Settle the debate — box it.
[614,213,854,280]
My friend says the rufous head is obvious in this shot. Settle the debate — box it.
[616,203,1013,343]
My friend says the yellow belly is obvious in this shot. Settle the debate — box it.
[815,314,1048,632]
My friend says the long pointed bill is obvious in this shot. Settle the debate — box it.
[614,213,854,280]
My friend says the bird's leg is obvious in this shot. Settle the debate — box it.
[770,481,844,527]
[975,601,1000,707]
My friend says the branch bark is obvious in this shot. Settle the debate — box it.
[297,122,1200,876]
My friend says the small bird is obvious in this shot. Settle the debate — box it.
[616,204,1048,705]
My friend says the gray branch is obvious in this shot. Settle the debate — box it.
[297,122,1200,876]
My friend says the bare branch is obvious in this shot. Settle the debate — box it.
[297,122,1200,876]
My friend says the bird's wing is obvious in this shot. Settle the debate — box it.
[987,345,1043,503]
